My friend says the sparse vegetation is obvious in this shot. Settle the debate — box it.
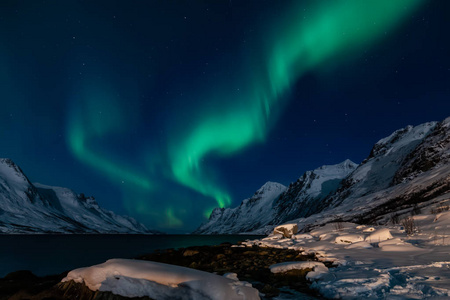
[411,204,422,216]
[431,205,450,215]
[390,213,400,225]
[333,221,344,232]
[401,217,416,235]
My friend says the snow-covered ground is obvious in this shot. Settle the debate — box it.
[62,207,450,299]
[63,258,260,300]
[244,207,450,299]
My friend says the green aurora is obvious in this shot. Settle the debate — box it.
[67,0,424,227]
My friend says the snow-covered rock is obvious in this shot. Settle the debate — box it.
[365,228,393,243]
[0,158,154,234]
[273,223,298,238]
[335,234,364,244]
[269,261,327,274]
[63,259,260,300]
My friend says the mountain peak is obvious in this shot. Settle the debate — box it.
[0,158,31,185]
[316,159,358,174]
[0,160,154,234]
[256,181,286,193]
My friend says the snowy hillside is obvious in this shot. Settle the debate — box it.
[295,118,448,230]
[195,160,356,234]
[196,117,450,235]
[0,158,154,234]
[272,159,358,225]
[194,182,286,234]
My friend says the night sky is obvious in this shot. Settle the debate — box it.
[1,0,449,232]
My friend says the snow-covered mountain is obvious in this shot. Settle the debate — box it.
[196,117,450,234]
[271,159,358,225]
[0,158,155,234]
[195,160,356,234]
[194,182,287,234]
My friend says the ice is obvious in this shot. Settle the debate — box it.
[63,259,260,300]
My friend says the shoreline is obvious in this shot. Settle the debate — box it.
[0,242,324,299]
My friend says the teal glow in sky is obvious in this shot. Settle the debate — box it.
[167,0,424,219]
[2,0,449,232]
[64,0,424,228]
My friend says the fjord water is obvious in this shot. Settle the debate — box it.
[0,234,262,277]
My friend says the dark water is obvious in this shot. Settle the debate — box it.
[0,234,262,277]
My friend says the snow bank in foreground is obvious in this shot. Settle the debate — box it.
[62,259,260,300]
[243,214,450,299]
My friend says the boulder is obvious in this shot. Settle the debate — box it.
[273,224,298,238]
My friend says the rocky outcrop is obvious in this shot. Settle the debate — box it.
[393,117,450,184]
[273,224,298,238]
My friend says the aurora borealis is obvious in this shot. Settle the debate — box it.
[1,1,450,232]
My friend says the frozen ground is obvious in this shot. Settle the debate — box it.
[244,208,450,299]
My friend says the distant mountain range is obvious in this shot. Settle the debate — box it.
[195,117,450,234]
[0,158,157,234]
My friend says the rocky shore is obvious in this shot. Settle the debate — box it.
[0,242,325,299]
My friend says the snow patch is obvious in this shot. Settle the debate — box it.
[63,259,260,300]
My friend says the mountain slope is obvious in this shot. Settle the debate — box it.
[195,117,450,234]
[194,182,286,234]
[0,158,154,234]
[272,159,358,224]
[291,118,450,231]
[195,160,356,234]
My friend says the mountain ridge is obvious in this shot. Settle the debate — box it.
[196,117,450,234]
[0,158,157,234]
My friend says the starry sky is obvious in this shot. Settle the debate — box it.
[1,0,449,232]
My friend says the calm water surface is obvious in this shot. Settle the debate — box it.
[0,234,262,277]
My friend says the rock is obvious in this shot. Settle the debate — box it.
[0,271,67,300]
[273,223,298,238]
[183,249,199,257]
[58,280,154,300]
[4,270,38,281]
[261,284,280,297]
